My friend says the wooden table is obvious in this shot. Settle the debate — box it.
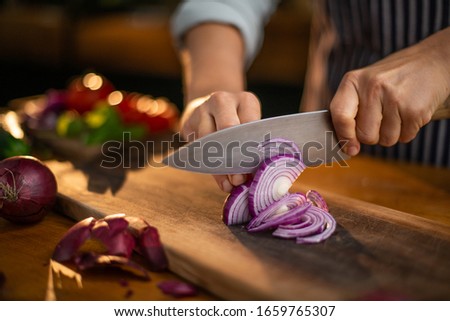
[1,155,449,300]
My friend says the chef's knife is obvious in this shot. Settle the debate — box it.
[162,110,348,174]
[163,101,450,174]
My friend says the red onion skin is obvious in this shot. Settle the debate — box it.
[137,225,169,272]
[157,280,198,298]
[91,214,136,258]
[52,214,169,272]
[122,215,169,271]
[52,217,96,262]
[0,156,57,224]
[222,181,252,226]
[73,252,150,280]
[258,138,302,161]
[306,190,329,212]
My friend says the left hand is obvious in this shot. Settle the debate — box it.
[330,27,450,156]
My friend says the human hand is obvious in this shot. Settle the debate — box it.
[330,28,450,156]
[180,91,261,192]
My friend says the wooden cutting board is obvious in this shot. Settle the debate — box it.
[46,159,450,300]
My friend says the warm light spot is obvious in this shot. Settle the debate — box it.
[23,99,42,115]
[46,259,83,301]
[4,111,24,139]
[147,99,161,116]
[136,95,152,113]
[82,73,103,90]
[107,91,123,105]
[153,98,169,115]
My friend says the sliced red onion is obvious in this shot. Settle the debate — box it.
[247,193,307,231]
[258,138,302,160]
[52,217,96,262]
[222,181,252,225]
[273,206,336,244]
[136,225,168,272]
[222,138,337,244]
[124,216,169,272]
[91,214,135,258]
[248,155,305,216]
[73,252,149,280]
[306,190,329,211]
[296,207,336,244]
[53,214,136,262]
[157,280,198,298]
[272,209,325,238]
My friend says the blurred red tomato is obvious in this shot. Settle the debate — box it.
[65,72,115,114]
[111,91,178,134]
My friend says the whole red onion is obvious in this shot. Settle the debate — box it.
[0,156,57,224]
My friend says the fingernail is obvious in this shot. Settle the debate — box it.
[346,145,359,156]
[230,174,246,186]
[221,180,233,193]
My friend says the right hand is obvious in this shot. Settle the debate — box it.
[180,91,262,193]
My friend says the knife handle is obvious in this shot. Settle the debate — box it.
[432,98,450,120]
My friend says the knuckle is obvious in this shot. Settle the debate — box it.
[356,126,378,145]
[398,132,416,143]
[239,92,262,117]
[366,75,385,98]
[399,125,419,143]
[208,91,231,108]
[239,91,259,105]
[378,135,397,147]
[341,70,360,86]
[400,106,431,128]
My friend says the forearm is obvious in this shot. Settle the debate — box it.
[180,23,247,104]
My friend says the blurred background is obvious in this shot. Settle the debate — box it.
[0,0,312,117]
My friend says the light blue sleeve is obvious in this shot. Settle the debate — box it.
[170,0,279,67]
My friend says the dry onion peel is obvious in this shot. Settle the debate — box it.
[52,214,168,271]
[74,252,150,280]
[157,280,198,298]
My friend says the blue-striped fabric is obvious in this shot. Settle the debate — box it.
[323,0,450,167]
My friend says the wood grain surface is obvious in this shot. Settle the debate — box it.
[0,209,216,301]
[41,155,450,300]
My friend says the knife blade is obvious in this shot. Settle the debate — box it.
[162,110,349,174]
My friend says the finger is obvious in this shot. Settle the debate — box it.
[188,106,216,138]
[206,92,241,130]
[213,174,233,193]
[236,92,262,123]
[378,98,401,147]
[355,98,383,146]
[229,174,247,186]
[330,73,361,156]
[398,113,421,143]
[196,113,216,138]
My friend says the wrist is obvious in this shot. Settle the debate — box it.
[422,27,450,83]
